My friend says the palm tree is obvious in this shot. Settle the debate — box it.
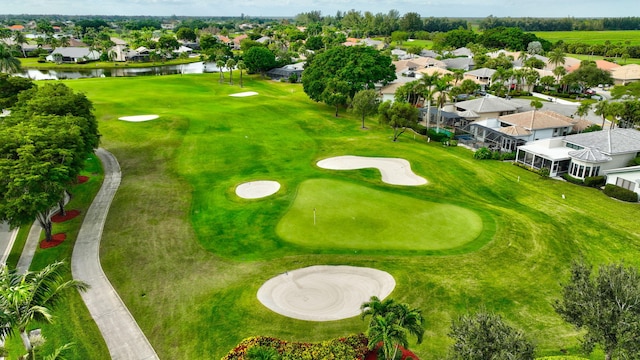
[367,314,408,360]
[594,100,610,129]
[434,76,452,131]
[548,47,566,70]
[361,296,397,325]
[11,32,27,58]
[0,44,21,74]
[236,60,247,88]
[419,73,440,129]
[0,261,89,352]
[216,57,225,83]
[226,58,236,85]
[575,101,592,121]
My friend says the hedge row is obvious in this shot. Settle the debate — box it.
[603,184,639,202]
[221,334,369,360]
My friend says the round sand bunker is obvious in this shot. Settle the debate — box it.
[235,180,281,199]
[118,115,159,122]
[257,265,395,321]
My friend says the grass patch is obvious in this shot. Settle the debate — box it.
[55,73,640,360]
[277,179,484,252]
[534,30,640,46]
[18,56,201,70]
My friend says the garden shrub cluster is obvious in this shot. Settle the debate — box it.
[584,176,605,188]
[603,184,639,202]
[474,147,515,161]
[221,334,369,360]
[561,173,584,185]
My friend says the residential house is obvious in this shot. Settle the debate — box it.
[463,68,496,88]
[443,57,474,71]
[451,47,473,58]
[420,49,439,58]
[46,47,100,63]
[469,110,574,151]
[611,64,640,85]
[450,96,520,121]
[266,62,304,82]
[604,165,640,198]
[232,34,248,50]
[516,128,640,178]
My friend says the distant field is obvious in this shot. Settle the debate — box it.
[568,53,640,65]
[534,30,640,45]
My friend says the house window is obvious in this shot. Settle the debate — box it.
[594,166,600,176]
[566,143,584,150]
[578,165,584,178]
[585,166,591,177]
[616,178,636,191]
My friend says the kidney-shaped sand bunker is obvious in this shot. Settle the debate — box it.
[257,265,395,321]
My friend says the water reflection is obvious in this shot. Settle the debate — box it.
[20,62,222,80]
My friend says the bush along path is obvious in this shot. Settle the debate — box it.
[71,148,159,360]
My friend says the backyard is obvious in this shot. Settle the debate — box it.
[25,73,640,359]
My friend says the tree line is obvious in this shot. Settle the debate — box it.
[479,15,640,31]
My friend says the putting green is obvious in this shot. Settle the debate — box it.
[277,179,483,251]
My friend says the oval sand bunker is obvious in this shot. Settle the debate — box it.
[229,91,258,97]
[235,180,281,199]
[257,265,395,321]
[118,115,159,122]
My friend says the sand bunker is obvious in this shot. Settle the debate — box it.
[229,91,258,97]
[236,180,281,199]
[257,265,395,321]
[118,115,159,122]
[317,156,427,186]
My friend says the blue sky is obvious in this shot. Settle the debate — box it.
[1,0,635,18]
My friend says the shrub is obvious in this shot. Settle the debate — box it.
[603,184,639,202]
[427,129,449,142]
[491,150,502,160]
[474,147,492,160]
[538,167,550,178]
[412,123,427,135]
[501,152,516,161]
[449,139,458,147]
[629,156,640,166]
[584,176,605,188]
[561,173,584,185]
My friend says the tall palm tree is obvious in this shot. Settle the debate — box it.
[0,44,21,74]
[236,60,247,88]
[434,76,452,131]
[548,47,566,71]
[226,58,236,85]
[11,32,27,58]
[419,73,440,128]
[575,101,592,121]
[216,57,225,83]
[594,100,610,129]
[0,261,89,352]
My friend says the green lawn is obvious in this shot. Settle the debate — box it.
[534,30,640,45]
[277,179,484,252]
[18,56,201,70]
[52,73,639,360]
[567,53,640,65]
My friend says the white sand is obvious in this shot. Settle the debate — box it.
[229,91,258,97]
[118,115,159,122]
[235,180,281,199]
[257,265,395,321]
[317,155,427,186]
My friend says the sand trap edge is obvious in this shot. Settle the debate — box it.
[317,155,427,186]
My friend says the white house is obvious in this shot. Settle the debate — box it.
[604,165,640,198]
[516,129,640,179]
[46,47,100,63]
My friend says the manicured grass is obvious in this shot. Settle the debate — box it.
[567,53,640,65]
[534,30,640,45]
[57,73,640,360]
[277,179,483,252]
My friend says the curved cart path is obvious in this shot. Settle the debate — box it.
[71,148,159,360]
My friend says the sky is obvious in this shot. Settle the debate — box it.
[1,0,637,18]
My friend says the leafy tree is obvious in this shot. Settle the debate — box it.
[302,45,395,112]
[611,81,640,99]
[0,261,88,352]
[390,31,409,44]
[399,12,423,33]
[243,46,276,77]
[530,99,543,110]
[448,309,535,360]
[562,61,614,90]
[322,79,349,117]
[0,73,34,110]
[378,100,420,141]
[175,27,196,42]
[554,260,640,360]
[0,44,21,74]
[350,89,379,128]
[11,32,28,58]
[0,115,84,241]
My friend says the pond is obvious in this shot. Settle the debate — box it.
[19,62,223,80]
